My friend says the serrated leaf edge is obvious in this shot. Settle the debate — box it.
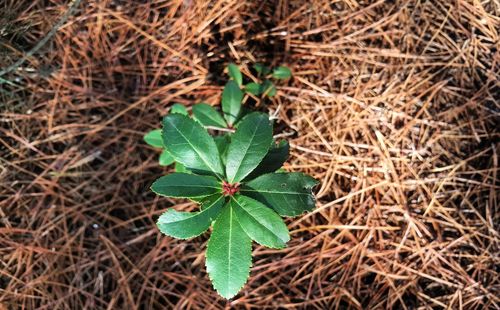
[240,172,320,217]
[232,196,288,249]
[162,114,224,178]
[156,195,224,240]
[226,113,273,183]
[205,204,253,299]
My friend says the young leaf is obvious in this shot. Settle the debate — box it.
[221,80,243,126]
[206,203,252,299]
[175,162,188,173]
[225,113,273,183]
[253,63,271,77]
[144,129,163,148]
[261,80,276,97]
[240,172,319,216]
[157,195,225,239]
[214,134,231,165]
[151,173,221,199]
[244,83,261,96]
[162,114,224,177]
[159,149,175,166]
[272,66,292,79]
[193,103,227,128]
[228,63,243,86]
[244,140,289,180]
[170,103,188,115]
[232,195,289,248]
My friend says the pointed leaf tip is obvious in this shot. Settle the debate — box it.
[162,113,224,177]
[225,113,273,183]
[221,80,243,126]
[206,204,252,299]
[193,103,227,128]
[170,103,188,115]
[228,63,243,86]
[159,149,175,166]
[144,129,163,148]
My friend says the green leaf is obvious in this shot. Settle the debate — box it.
[240,172,319,216]
[144,129,163,148]
[206,203,252,299]
[159,149,175,166]
[244,83,261,96]
[193,103,227,128]
[170,103,188,115]
[232,195,289,248]
[175,162,188,173]
[151,173,221,199]
[225,113,273,183]
[221,80,243,126]
[214,134,231,165]
[261,80,276,97]
[253,63,271,77]
[245,140,289,180]
[198,194,224,210]
[272,66,292,79]
[157,195,225,239]
[228,63,243,86]
[162,114,224,177]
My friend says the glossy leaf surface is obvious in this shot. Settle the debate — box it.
[171,103,188,115]
[228,63,243,86]
[241,172,318,216]
[245,140,289,180]
[232,195,289,248]
[225,113,273,183]
[144,129,163,148]
[221,80,243,126]
[157,195,224,239]
[162,114,224,177]
[159,149,175,166]
[193,103,227,128]
[151,173,221,199]
[206,204,252,299]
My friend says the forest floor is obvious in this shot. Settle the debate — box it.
[1,0,499,309]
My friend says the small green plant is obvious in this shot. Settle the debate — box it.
[144,63,292,167]
[243,63,292,97]
[146,63,315,299]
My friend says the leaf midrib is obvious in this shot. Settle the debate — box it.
[156,184,221,189]
[168,119,222,178]
[163,196,223,225]
[233,196,284,243]
[229,117,263,182]
[204,110,225,126]
[196,105,226,127]
[227,205,233,295]
[241,188,308,195]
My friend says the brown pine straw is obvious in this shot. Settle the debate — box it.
[1,0,499,309]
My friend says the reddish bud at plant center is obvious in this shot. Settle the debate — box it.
[222,181,240,196]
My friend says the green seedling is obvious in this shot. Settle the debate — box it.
[150,111,318,299]
[144,62,289,167]
[243,63,292,97]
